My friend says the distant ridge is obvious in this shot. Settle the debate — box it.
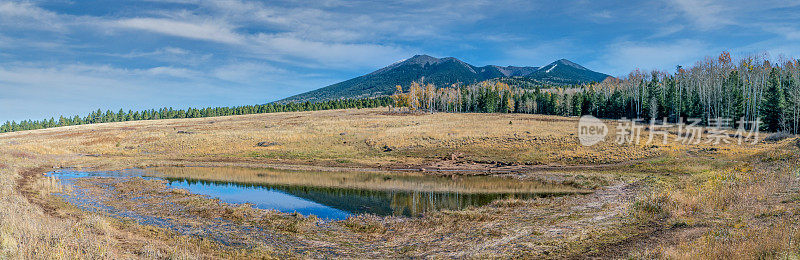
[280,55,611,103]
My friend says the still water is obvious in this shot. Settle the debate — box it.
[51,166,587,220]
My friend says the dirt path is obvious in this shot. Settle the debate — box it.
[422,157,655,174]
[590,159,800,259]
[15,166,65,218]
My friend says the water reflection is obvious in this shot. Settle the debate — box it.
[164,177,561,219]
[49,167,589,221]
[148,166,587,220]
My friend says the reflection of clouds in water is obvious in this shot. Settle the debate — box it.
[168,181,351,220]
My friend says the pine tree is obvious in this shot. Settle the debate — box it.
[118,109,126,122]
[762,68,786,132]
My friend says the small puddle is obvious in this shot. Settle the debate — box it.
[50,166,588,221]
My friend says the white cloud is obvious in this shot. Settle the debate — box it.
[0,0,533,71]
[249,34,410,69]
[189,0,533,43]
[766,26,800,41]
[107,47,212,66]
[109,7,415,69]
[670,0,733,30]
[650,25,685,38]
[0,1,63,30]
[145,66,199,78]
[0,63,203,86]
[668,0,800,32]
[117,47,189,58]
[592,10,613,19]
[0,34,64,49]
[0,1,48,17]
[116,18,243,44]
[162,47,189,55]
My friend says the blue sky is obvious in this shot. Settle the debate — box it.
[2,0,800,122]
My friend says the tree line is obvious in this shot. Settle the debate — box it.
[1,97,392,133]
[392,52,800,133]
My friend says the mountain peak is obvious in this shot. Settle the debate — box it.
[552,59,587,70]
[402,54,440,65]
[371,54,441,75]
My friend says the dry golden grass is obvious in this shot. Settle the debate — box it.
[0,164,116,258]
[0,109,671,168]
[618,140,800,259]
[0,108,797,258]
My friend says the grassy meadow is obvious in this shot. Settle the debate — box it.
[0,108,798,258]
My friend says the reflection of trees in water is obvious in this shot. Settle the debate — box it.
[150,166,582,194]
[386,191,532,216]
[164,177,563,217]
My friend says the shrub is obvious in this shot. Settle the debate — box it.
[630,193,669,222]
[763,132,794,142]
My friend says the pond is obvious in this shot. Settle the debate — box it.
[50,166,588,220]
